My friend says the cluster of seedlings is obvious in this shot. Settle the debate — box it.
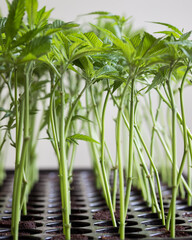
[1,0,192,239]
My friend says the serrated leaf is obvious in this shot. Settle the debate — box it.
[140,32,157,56]
[5,0,25,43]
[26,0,38,27]
[71,115,93,123]
[11,26,46,49]
[21,36,51,59]
[79,56,93,77]
[53,20,79,30]
[130,33,142,49]
[45,21,79,36]
[0,17,6,33]
[180,31,192,41]
[35,6,53,28]
[67,134,99,144]
[147,66,169,92]
[154,30,181,39]
[94,65,118,78]
[93,25,135,63]
[84,32,103,48]
[69,41,83,59]
[152,22,182,36]
[112,80,124,93]
[70,47,106,62]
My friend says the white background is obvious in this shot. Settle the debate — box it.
[1,0,192,169]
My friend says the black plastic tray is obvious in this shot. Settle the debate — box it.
[0,170,192,239]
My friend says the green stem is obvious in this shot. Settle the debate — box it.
[86,89,108,202]
[13,136,30,240]
[134,150,149,203]
[109,81,164,218]
[134,125,165,225]
[166,66,190,231]
[90,86,115,168]
[11,67,19,236]
[11,100,24,238]
[124,77,135,218]
[60,74,70,240]
[65,83,88,137]
[12,63,33,240]
[134,138,160,212]
[68,143,77,182]
[155,126,192,196]
[116,79,131,239]
[112,165,118,210]
[156,87,192,144]
[49,76,60,161]
[166,72,177,238]
[100,90,116,227]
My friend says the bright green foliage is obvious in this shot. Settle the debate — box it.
[1,1,192,240]
[25,0,38,28]
[67,134,99,144]
[19,36,51,63]
[5,0,25,46]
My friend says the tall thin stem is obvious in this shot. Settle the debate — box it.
[166,68,177,238]
[12,62,33,240]
[100,90,116,227]
[116,80,131,239]
[60,73,70,240]
[166,66,190,230]
[124,77,135,217]
[86,89,108,203]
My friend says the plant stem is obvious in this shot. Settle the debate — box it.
[124,77,135,218]
[12,62,33,240]
[11,100,24,238]
[148,93,162,212]
[90,86,115,168]
[134,137,160,212]
[110,80,166,219]
[60,74,70,240]
[166,70,177,238]
[68,142,77,181]
[86,89,108,203]
[134,125,165,225]
[166,66,190,231]
[49,76,60,161]
[11,67,19,236]
[65,83,88,137]
[156,87,192,144]
[100,90,116,227]
[155,126,192,196]
[116,80,131,239]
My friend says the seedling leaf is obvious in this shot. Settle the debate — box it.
[84,32,103,47]
[67,134,99,144]
[25,0,38,27]
[93,24,135,63]
[5,0,25,43]
[147,66,169,92]
[152,22,182,36]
